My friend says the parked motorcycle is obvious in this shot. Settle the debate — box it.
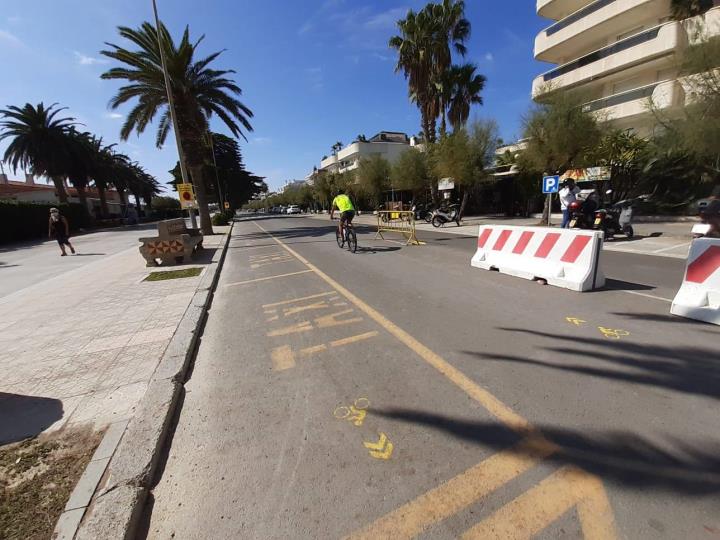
[593,193,649,240]
[567,200,595,230]
[411,202,432,222]
[431,204,460,227]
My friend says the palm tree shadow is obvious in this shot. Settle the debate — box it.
[0,392,65,445]
[374,408,720,495]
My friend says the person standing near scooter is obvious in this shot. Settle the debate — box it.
[559,179,581,228]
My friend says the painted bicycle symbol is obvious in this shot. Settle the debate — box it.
[597,327,630,340]
[333,397,370,426]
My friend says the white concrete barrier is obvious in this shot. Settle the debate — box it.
[470,225,605,292]
[671,238,720,325]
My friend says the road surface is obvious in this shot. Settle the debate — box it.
[142,215,720,539]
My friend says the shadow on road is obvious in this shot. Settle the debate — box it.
[465,327,720,401]
[374,408,720,495]
[0,392,64,445]
[602,278,657,292]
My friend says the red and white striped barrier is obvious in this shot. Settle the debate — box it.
[470,225,605,292]
[671,238,720,325]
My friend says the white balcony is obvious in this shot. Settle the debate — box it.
[533,22,684,97]
[538,0,595,20]
[535,0,668,63]
[582,79,684,122]
[320,154,338,171]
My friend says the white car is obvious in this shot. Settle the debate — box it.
[286,205,302,214]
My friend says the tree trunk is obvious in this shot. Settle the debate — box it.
[458,189,469,223]
[132,191,143,216]
[440,112,447,139]
[98,185,109,218]
[52,176,68,204]
[76,186,90,218]
[190,164,214,235]
[541,194,551,225]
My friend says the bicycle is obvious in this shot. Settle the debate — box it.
[334,217,357,253]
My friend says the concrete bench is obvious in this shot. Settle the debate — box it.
[139,219,203,266]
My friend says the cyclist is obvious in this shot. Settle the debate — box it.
[330,189,355,239]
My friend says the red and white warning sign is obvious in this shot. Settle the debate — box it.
[671,238,720,325]
[177,183,197,210]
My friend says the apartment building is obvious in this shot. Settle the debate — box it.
[533,0,720,135]
[318,131,419,175]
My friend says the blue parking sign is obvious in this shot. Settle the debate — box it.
[542,175,560,194]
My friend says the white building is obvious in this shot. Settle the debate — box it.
[318,132,419,174]
[533,0,720,134]
[280,179,306,193]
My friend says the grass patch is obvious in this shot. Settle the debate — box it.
[0,427,102,540]
[144,267,203,281]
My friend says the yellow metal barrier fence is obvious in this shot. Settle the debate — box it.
[375,211,421,245]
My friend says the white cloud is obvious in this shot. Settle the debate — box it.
[0,29,23,47]
[74,51,109,66]
[252,137,272,144]
[363,7,408,30]
[7,16,22,25]
[104,112,123,120]
[304,67,324,90]
[373,52,393,62]
[484,52,494,62]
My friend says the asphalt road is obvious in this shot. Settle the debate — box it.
[143,215,720,540]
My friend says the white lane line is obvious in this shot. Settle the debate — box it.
[651,241,691,254]
[610,289,673,303]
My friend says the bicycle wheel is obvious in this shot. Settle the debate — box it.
[346,228,357,253]
[336,227,344,248]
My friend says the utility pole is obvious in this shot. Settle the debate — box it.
[151,0,197,228]
[206,132,224,210]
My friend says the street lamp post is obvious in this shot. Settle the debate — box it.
[151,0,197,228]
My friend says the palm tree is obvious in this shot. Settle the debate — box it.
[100,22,254,234]
[0,102,75,203]
[390,9,437,143]
[65,129,94,214]
[447,63,486,131]
[670,0,713,20]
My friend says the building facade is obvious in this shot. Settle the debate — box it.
[318,131,419,175]
[533,0,720,134]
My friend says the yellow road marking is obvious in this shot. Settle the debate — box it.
[461,465,616,540]
[224,269,312,287]
[253,221,532,434]
[346,436,556,539]
[566,317,587,326]
[271,345,295,371]
[267,321,313,337]
[597,327,630,340]
[315,309,364,329]
[266,315,279,322]
[284,301,330,316]
[330,331,378,348]
[262,291,335,308]
[300,344,327,356]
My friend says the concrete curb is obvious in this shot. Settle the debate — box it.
[54,224,233,540]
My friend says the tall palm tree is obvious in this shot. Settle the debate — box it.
[447,63,486,131]
[390,9,437,143]
[0,102,75,203]
[100,21,254,234]
[670,0,713,20]
[65,129,94,214]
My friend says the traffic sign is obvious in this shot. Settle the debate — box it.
[542,175,560,194]
[177,183,197,209]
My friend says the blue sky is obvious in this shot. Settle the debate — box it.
[0,0,550,192]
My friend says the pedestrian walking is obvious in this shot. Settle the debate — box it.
[559,179,581,228]
[48,208,75,256]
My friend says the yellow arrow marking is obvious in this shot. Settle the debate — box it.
[363,433,393,460]
[461,465,616,540]
[566,317,587,326]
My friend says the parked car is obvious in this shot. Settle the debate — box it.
[286,205,302,214]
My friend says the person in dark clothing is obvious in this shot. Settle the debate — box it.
[48,208,75,256]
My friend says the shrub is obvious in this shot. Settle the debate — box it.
[0,201,91,245]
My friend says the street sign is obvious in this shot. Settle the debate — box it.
[177,183,197,209]
[542,175,560,194]
[438,178,455,191]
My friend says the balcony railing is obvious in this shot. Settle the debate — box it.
[542,26,661,82]
[581,83,657,112]
[545,0,616,36]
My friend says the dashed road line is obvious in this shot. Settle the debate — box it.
[223,269,313,287]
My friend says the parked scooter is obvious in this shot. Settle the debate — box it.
[567,200,595,230]
[411,202,432,222]
[431,204,460,227]
[593,192,649,240]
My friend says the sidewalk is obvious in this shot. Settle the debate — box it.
[0,225,229,443]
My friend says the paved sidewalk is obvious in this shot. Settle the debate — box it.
[0,226,229,445]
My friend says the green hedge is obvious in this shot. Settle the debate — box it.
[0,201,92,245]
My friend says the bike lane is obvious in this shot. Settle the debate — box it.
[144,218,629,539]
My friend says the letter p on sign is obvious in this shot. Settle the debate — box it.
[542,175,560,194]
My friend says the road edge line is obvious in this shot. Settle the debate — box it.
[67,223,234,540]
